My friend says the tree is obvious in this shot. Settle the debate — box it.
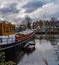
[25,16,32,29]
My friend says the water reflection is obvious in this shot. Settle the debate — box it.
[0,45,35,64]
[0,35,59,65]
[18,39,59,65]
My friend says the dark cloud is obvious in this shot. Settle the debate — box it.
[0,0,59,22]
[0,3,19,14]
[23,1,45,13]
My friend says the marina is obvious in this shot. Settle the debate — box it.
[0,22,59,65]
[0,0,59,65]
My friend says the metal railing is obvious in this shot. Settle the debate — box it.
[0,38,14,44]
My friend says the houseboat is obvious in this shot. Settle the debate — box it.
[0,21,35,51]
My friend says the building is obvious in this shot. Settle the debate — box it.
[0,21,15,44]
[32,20,44,29]
[55,21,59,27]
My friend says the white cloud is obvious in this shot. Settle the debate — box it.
[0,0,59,23]
[16,0,28,10]
[0,0,30,23]
[28,2,59,20]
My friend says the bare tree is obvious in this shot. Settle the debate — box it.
[25,16,32,29]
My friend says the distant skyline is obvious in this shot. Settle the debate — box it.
[0,0,59,24]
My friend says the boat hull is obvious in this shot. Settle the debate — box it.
[0,33,35,51]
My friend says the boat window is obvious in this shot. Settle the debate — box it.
[3,26,5,32]
[0,27,2,35]
[12,26,15,31]
[0,38,2,43]
[10,26,11,32]
[3,25,9,32]
[5,26,9,32]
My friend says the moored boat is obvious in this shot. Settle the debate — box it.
[16,31,34,41]
[0,22,35,51]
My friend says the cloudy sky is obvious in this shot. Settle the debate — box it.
[0,0,59,23]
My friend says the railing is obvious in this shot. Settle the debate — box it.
[0,38,14,44]
[0,33,35,51]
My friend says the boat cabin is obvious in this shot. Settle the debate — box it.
[0,22,16,45]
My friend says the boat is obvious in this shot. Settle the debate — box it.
[0,22,35,51]
[24,40,35,51]
[16,31,34,41]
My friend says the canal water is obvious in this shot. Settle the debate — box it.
[18,39,59,65]
[0,37,59,65]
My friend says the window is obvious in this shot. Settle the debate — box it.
[13,27,15,31]
[3,26,5,32]
[10,26,11,32]
[5,26,9,32]
[12,26,15,31]
[0,38,2,43]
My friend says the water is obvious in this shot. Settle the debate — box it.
[18,39,59,65]
[0,37,59,65]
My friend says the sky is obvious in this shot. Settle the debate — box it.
[0,0,59,24]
